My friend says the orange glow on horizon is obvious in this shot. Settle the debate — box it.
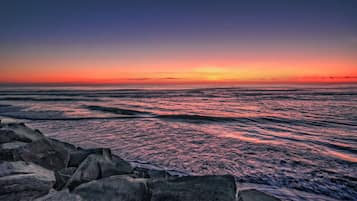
[1,51,356,84]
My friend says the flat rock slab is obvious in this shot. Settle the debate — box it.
[238,189,281,201]
[149,175,236,201]
[73,175,150,201]
[0,161,55,201]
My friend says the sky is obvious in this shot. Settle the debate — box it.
[1,0,357,84]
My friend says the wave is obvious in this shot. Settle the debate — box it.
[84,105,153,116]
[1,88,356,102]
[0,97,100,102]
[156,114,237,122]
[319,141,357,155]
[0,104,24,113]
[84,105,239,122]
[0,115,143,121]
[83,105,294,123]
[2,103,355,130]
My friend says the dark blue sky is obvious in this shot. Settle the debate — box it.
[1,0,357,83]
[1,0,357,46]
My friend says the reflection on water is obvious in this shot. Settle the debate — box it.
[0,84,356,201]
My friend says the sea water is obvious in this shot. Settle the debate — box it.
[0,84,356,200]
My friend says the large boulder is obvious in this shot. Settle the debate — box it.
[34,189,83,201]
[149,175,236,201]
[238,189,281,201]
[0,123,44,142]
[0,161,55,201]
[73,175,151,201]
[65,151,132,190]
[15,138,71,171]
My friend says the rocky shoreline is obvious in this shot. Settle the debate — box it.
[0,120,281,201]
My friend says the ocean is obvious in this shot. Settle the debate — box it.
[0,84,356,201]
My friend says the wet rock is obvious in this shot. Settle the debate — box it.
[16,138,71,171]
[54,167,77,190]
[34,189,83,201]
[73,175,150,201]
[65,151,132,190]
[0,123,44,142]
[149,175,236,201]
[0,161,55,201]
[238,189,281,201]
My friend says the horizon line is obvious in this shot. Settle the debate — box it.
[1,81,357,86]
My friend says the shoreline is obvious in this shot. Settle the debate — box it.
[0,120,282,201]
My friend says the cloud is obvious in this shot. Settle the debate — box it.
[126,78,152,81]
[160,77,181,80]
[126,77,181,81]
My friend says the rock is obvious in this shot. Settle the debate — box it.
[73,175,150,201]
[133,166,172,179]
[238,189,281,201]
[49,138,79,152]
[101,156,133,177]
[1,141,28,149]
[149,175,236,201]
[54,167,77,190]
[68,148,111,167]
[0,150,15,161]
[0,129,31,143]
[65,151,133,190]
[16,138,71,171]
[0,161,55,201]
[34,189,83,201]
[0,122,243,201]
[0,123,44,142]
[0,141,28,161]
[110,154,133,175]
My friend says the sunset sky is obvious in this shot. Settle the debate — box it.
[1,0,357,84]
